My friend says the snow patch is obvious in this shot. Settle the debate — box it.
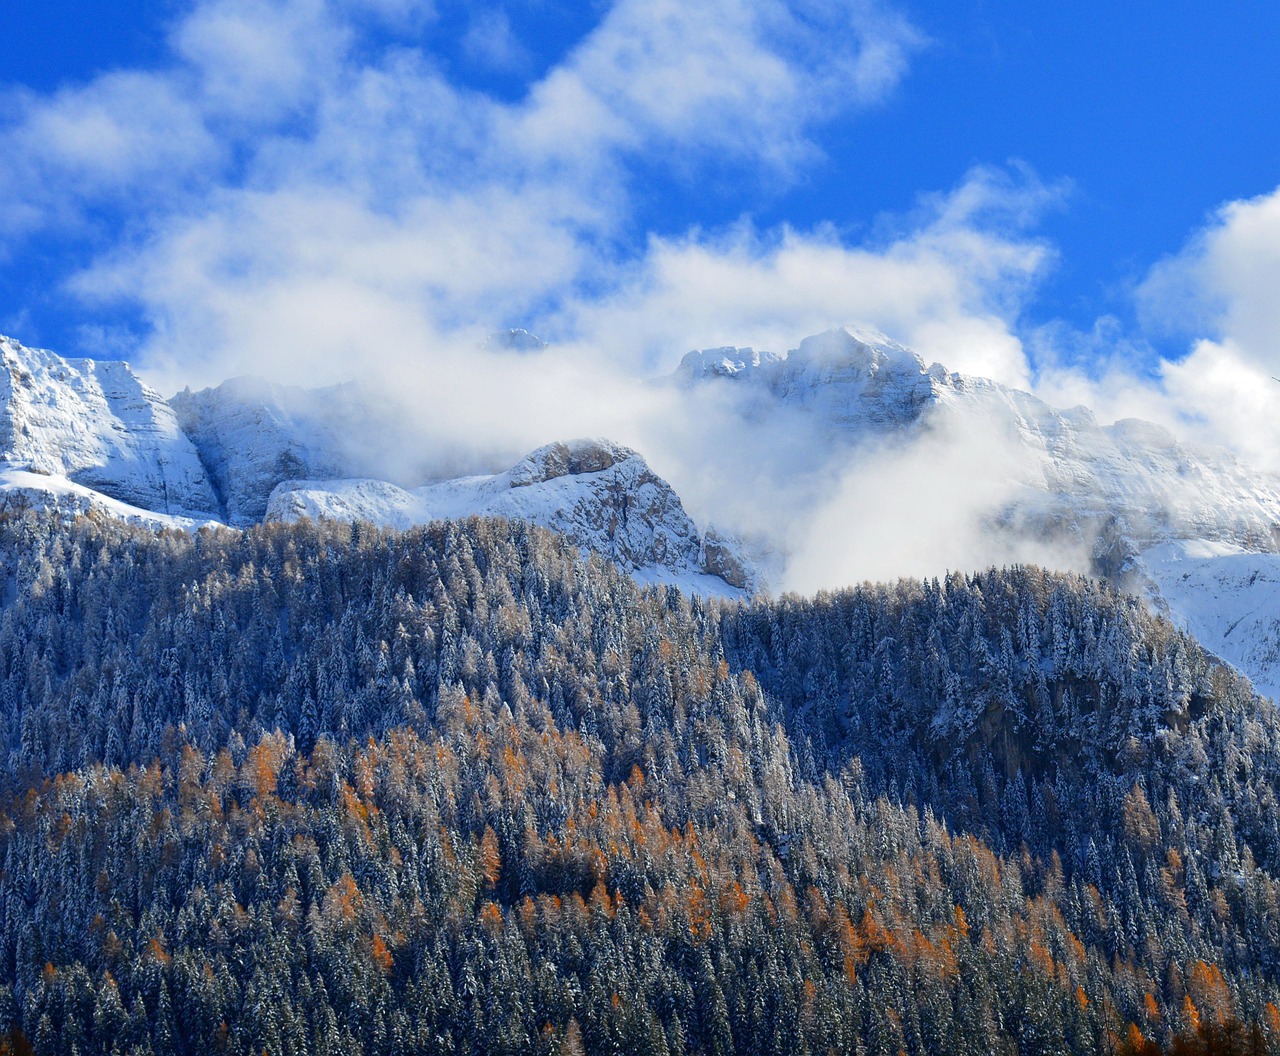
[0,467,216,531]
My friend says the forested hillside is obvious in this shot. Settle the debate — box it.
[1,510,1278,1054]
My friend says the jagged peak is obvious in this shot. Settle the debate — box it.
[790,326,927,375]
[0,333,221,517]
[171,373,365,409]
[675,327,940,388]
[483,328,548,353]
[1,333,136,384]
[677,346,783,381]
[508,438,639,487]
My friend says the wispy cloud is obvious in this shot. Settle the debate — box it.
[11,0,1279,593]
[1034,185,1280,474]
[461,7,529,75]
[0,0,935,387]
[557,165,1064,385]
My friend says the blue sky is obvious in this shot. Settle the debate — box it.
[2,0,1279,463]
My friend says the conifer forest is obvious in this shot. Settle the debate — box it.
[2,510,1279,1055]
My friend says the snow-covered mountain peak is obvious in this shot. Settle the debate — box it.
[791,326,922,372]
[508,438,634,487]
[483,328,548,353]
[667,324,1280,692]
[9,324,1280,693]
[776,327,953,419]
[677,328,929,386]
[676,346,783,381]
[266,438,754,596]
[674,326,954,434]
[0,335,219,517]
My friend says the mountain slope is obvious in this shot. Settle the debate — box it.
[1139,540,1280,699]
[2,513,1279,1054]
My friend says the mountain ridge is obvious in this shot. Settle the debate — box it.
[3,326,1280,694]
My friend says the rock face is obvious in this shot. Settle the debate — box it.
[267,439,751,596]
[0,336,219,517]
[676,326,1280,561]
[169,377,356,525]
[700,527,757,591]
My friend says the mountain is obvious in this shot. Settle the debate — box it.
[0,336,753,594]
[483,327,549,352]
[266,437,756,594]
[1139,540,1280,698]
[0,335,219,518]
[4,326,1280,694]
[6,325,1280,1052]
[675,327,1280,694]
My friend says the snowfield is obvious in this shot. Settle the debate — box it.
[1140,540,1280,700]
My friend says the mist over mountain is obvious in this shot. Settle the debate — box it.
[3,325,1279,696]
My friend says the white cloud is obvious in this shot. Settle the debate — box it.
[0,73,219,236]
[1138,188,1280,367]
[0,0,922,242]
[36,3,1058,552]
[556,166,1062,386]
[174,0,354,121]
[784,414,1089,593]
[1034,185,1280,474]
[461,7,528,74]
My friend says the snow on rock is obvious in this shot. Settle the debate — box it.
[1138,540,1280,700]
[266,477,426,532]
[676,346,783,381]
[266,438,751,598]
[0,335,220,517]
[170,377,362,525]
[0,466,215,531]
